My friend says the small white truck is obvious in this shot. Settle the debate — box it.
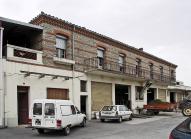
[29,99,86,135]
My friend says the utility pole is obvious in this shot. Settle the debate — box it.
[0,23,4,128]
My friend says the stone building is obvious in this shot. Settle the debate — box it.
[0,12,180,127]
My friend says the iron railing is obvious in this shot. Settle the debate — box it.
[84,57,176,83]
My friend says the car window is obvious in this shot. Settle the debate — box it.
[102,106,117,111]
[124,106,128,111]
[75,107,81,114]
[45,103,55,115]
[33,103,42,115]
[60,105,72,116]
[119,106,124,111]
[176,118,191,133]
[71,105,76,114]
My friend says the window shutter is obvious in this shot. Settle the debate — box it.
[97,49,104,58]
[56,37,67,49]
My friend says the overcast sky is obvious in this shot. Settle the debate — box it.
[1,0,191,86]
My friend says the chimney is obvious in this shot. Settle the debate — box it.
[139,48,143,51]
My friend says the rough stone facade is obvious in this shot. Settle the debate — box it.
[30,12,177,85]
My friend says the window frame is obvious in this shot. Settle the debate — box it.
[118,54,125,72]
[44,103,55,116]
[56,35,67,58]
[97,48,105,68]
[80,80,87,92]
[135,86,144,101]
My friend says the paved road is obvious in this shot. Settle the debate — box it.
[0,112,187,139]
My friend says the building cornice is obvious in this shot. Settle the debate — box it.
[30,12,177,68]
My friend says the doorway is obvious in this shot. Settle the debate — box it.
[80,96,87,114]
[147,88,155,103]
[170,92,176,103]
[17,86,29,125]
[115,84,130,109]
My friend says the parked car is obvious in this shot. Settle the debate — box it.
[179,94,191,116]
[143,99,177,115]
[169,117,191,139]
[28,99,86,136]
[99,105,133,123]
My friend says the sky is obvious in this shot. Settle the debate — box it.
[0,0,191,86]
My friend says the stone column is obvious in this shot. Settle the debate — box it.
[112,83,115,105]
[0,26,4,128]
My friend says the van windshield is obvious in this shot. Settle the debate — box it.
[45,103,55,115]
[33,103,42,115]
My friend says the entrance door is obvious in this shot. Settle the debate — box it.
[17,86,29,125]
[115,84,130,109]
[80,96,87,114]
[170,92,176,103]
[147,88,155,103]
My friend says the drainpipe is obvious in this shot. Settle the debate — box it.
[72,25,75,103]
[0,26,5,128]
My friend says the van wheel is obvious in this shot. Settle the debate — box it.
[37,129,44,134]
[81,118,86,127]
[118,117,122,123]
[64,126,70,136]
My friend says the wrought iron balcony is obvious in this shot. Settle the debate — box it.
[84,57,176,83]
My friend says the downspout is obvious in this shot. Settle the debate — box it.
[0,25,5,128]
[72,25,75,102]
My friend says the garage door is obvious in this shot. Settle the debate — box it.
[91,82,112,111]
[47,88,69,100]
[158,89,166,102]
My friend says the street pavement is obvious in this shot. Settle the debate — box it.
[0,112,187,139]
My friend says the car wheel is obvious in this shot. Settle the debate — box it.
[81,118,86,127]
[100,119,105,122]
[129,114,133,120]
[37,129,44,134]
[118,117,122,123]
[64,126,70,136]
[182,107,191,116]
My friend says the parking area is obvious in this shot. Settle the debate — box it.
[0,112,186,139]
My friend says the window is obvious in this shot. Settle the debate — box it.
[149,63,154,79]
[136,58,141,76]
[80,80,87,92]
[119,54,125,72]
[160,66,163,80]
[136,86,144,100]
[60,105,72,116]
[102,106,117,111]
[171,70,175,77]
[119,106,124,111]
[97,48,104,68]
[33,103,42,115]
[56,35,67,58]
[75,107,81,114]
[71,105,76,114]
[45,103,55,115]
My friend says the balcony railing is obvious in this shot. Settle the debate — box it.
[6,44,43,64]
[84,57,176,83]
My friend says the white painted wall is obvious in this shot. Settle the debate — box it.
[4,61,88,127]
[3,60,170,127]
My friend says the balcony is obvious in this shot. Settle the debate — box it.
[84,57,176,83]
[6,44,43,64]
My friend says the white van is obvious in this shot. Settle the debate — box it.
[29,99,86,135]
